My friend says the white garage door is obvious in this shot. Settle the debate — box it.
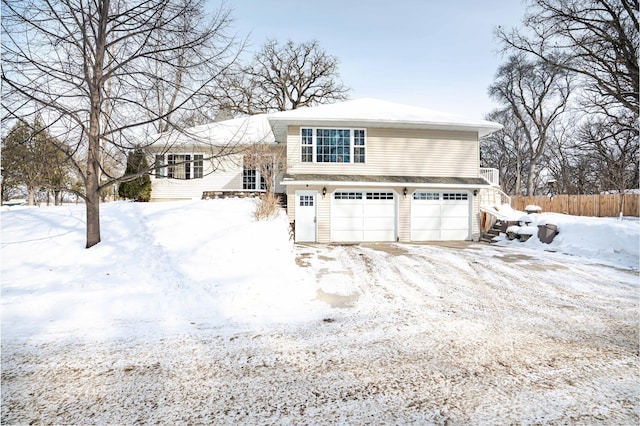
[411,191,470,241]
[331,191,396,242]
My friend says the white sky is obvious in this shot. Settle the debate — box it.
[217,0,528,120]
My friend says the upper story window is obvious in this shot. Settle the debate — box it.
[300,128,366,164]
[155,154,203,179]
[301,128,313,163]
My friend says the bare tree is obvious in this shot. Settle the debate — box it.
[495,0,639,203]
[219,39,350,115]
[496,0,638,125]
[489,54,572,195]
[2,0,241,247]
[481,109,527,196]
[577,117,639,214]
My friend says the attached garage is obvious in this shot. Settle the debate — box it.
[411,191,470,241]
[331,190,397,242]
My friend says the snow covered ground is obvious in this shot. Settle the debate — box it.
[488,203,639,271]
[2,199,638,424]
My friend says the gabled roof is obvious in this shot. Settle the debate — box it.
[268,98,503,139]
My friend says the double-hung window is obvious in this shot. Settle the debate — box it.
[300,128,366,164]
[154,154,203,179]
[301,128,314,162]
[353,130,365,163]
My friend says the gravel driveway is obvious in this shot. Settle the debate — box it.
[2,242,638,424]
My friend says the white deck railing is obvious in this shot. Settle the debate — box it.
[480,168,500,186]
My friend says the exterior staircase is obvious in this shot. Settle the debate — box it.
[480,219,505,244]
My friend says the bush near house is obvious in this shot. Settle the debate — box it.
[254,193,281,220]
[118,149,151,202]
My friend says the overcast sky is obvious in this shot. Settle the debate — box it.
[218,0,527,120]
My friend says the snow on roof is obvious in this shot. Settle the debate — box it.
[268,98,503,137]
[149,98,502,148]
[150,114,275,148]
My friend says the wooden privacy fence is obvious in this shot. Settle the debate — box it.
[511,194,640,217]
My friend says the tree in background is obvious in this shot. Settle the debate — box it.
[118,149,152,202]
[496,0,638,127]
[488,0,639,206]
[1,120,72,205]
[2,0,241,247]
[219,39,350,115]
[481,109,527,196]
[488,54,572,195]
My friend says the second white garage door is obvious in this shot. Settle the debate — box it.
[411,191,470,241]
[331,191,396,242]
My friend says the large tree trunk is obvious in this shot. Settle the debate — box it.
[86,107,103,247]
[84,0,109,249]
[85,152,101,248]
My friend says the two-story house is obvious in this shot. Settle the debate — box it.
[149,98,503,243]
[268,98,502,243]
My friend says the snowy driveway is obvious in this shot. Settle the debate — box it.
[2,237,638,424]
[293,242,639,423]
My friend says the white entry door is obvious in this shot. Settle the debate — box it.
[295,191,317,242]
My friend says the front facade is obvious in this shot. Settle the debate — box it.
[267,99,502,243]
[149,98,502,242]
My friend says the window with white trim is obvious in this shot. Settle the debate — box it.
[300,128,366,163]
[301,128,313,162]
[242,155,268,190]
[154,154,203,180]
[443,193,468,200]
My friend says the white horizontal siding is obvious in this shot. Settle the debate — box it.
[287,126,480,178]
[149,151,286,201]
[150,154,243,201]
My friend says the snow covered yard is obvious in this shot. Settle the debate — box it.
[2,199,639,424]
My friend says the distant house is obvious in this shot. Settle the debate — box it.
[149,98,504,242]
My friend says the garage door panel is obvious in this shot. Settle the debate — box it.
[332,230,363,242]
[442,216,469,229]
[411,217,441,229]
[411,191,470,241]
[332,217,363,230]
[331,191,396,242]
[412,205,441,217]
[332,203,363,217]
[364,229,396,241]
[363,217,396,230]
[441,229,469,240]
[364,204,395,216]
[411,229,441,240]
[441,204,468,216]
